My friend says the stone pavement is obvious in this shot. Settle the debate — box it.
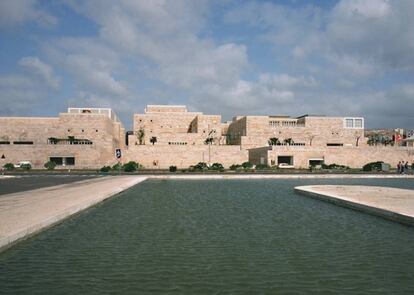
[0,176,147,252]
[295,185,414,226]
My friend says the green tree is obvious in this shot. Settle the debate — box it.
[137,128,145,145]
[268,137,280,146]
[150,136,157,145]
[242,162,253,170]
[283,138,294,145]
[44,161,56,170]
[112,163,122,170]
[100,166,111,172]
[210,163,224,171]
[229,164,242,170]
[122,161,141,172]
[3,163,14,171]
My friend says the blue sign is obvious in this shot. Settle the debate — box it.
[115,148,122,159]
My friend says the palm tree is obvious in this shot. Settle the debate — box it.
[137,128,145,145]
[268,137,280,146]
[150,136,157,145]
[284,138,294,145]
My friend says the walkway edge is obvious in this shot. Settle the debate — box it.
[0,176,147,252]
[294,186,414,226]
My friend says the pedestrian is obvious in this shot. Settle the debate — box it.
[404,161,409,174]
[397,161,401,174]
[412,160,414,175]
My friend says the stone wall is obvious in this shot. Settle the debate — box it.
[123,145,248,169]
[228,115,366,149]
[249,146,414,168]
[0,111,124,169]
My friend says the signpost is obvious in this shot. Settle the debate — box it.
[115,148,122,175]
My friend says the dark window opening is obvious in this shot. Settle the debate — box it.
[81,129,84,132]
[327,143,343,146]
[13,141,33,145]
[309,159,324,166]
[66,157,75,165]
[0,141,10,144]
[96,130,98,132]
[50,157,63,165]
[1,154,5,159]
[278,156,293,165]
[49,157,75,166]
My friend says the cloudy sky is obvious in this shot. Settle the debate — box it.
[0,0,413,129]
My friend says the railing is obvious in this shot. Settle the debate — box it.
[269,121,305,127]
[270,143,306,147]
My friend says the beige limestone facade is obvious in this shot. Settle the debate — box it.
[1,104,413,169]
[0,108,125,169]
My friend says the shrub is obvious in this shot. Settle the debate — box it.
[169,165,177,172]
[362,161,385,172]
[100,166,111,172]
[20,163,31,170]
[242,162,253,170]
[112,163,122,170]
[321,163,350,170]
[255,164,270,170]
[229,164,241,170]
[210,163,224,171]
[191,162,208,172]
[44,161,56,170]
[122,161,141,172]
[3,163,14,171]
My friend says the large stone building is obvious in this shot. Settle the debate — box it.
[1,105,413,169]
[0,108,125,169]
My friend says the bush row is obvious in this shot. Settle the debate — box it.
[100,161,143,173]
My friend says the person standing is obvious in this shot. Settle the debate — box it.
[412,160,414,175]
[404,161,409,174]
[397,161,401,174]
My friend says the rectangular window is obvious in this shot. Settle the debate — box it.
[278,156,293,165]
[327,143,343,146]
[65,157,75,165]
[0,141,10,144]
[13,141,34,145]
[50,157,63,165]
[344,117,364,129]
[345,119,353,128]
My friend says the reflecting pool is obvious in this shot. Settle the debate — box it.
[1,179,414,294]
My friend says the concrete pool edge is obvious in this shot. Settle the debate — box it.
[294,185,414,226]
[0,176,148,252]
[148,174,414,179]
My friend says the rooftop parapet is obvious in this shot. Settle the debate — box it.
[145,105,188,113]
[66,107,123,126]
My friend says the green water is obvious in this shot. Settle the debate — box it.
[1,179,414,294]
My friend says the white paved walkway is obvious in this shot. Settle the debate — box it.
[295,185,414,225]
[0,176,147,251]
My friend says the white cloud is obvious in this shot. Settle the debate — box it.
[0,0,57,28]
[0,57,60,115]
[19,56,60,88]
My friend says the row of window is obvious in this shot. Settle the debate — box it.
[50,157,75,166]
[67,129,99,133]
[344,118,363,129]
[269,121,305,127]
[168,142,188,145]
[0,140,93,145]
[0,141,33,145]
